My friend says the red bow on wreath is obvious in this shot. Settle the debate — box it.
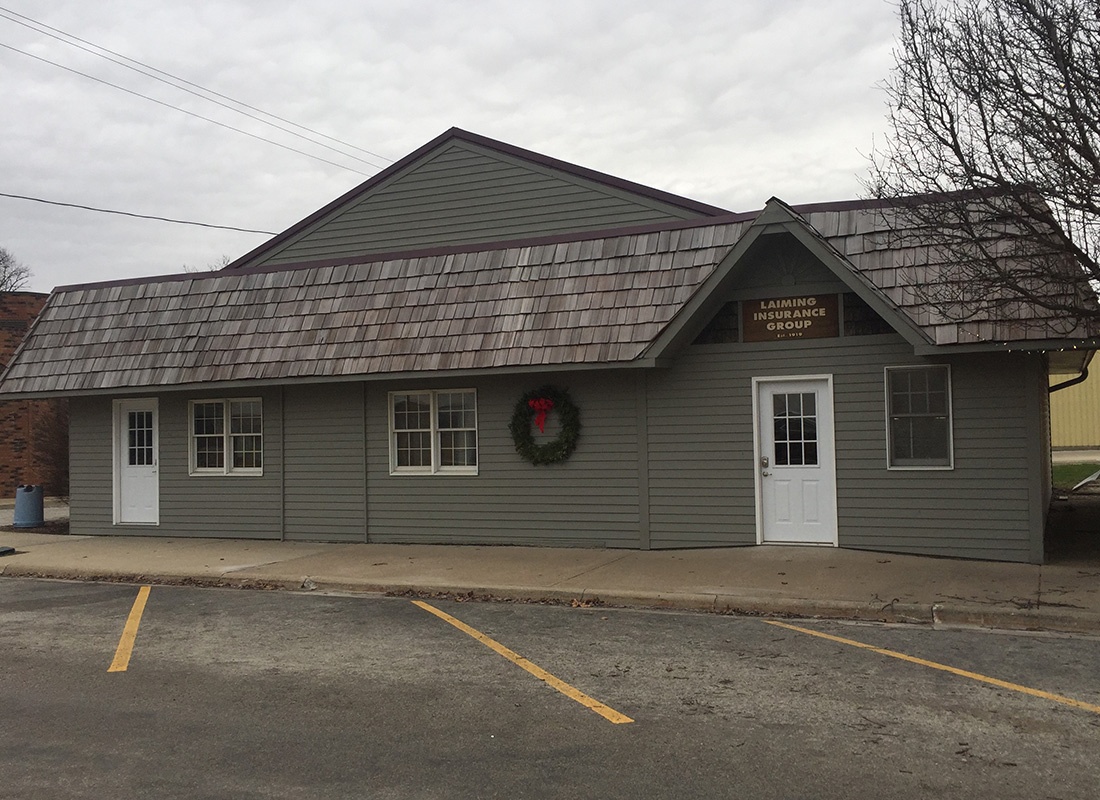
[528,397,555,433]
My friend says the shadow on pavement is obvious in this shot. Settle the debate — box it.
[1047,491,1100,566]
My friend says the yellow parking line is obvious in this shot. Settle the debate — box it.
[108,585,151,673]
[413,600,634,724]
[765,619,1100,715]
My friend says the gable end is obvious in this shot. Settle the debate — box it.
[235,130,728,270]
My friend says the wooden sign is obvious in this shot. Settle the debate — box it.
[741,294,839,342]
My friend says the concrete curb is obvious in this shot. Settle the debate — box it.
[3,564,1099,635]
[931,602,1100,635]
[0,565,301,591]
[712,596,934,625]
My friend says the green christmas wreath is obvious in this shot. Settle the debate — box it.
[509,385,582,466]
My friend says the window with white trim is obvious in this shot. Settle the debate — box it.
[189,399,263,475]
[390,390,477,474]
[885,366,953,468]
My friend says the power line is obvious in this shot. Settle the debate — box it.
[0,191,277,234]
[0,42,374,177]
[0,6,392,170]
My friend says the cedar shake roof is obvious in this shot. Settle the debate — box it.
[797,202,1097,346]
[1,199,1095,398]
[0,221,749,395]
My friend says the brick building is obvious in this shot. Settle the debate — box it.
[1,291,66,495]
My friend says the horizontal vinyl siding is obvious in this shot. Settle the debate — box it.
[152,391,283,539]
[283,384,366,542]
[647,353,757,548]
[259,144,697,266]
[645,259,854,548]
[69,391,283,539]
[365,373,641,548]
[837,351,1038,561]
[648,332,1041,561]
[68,396,113,533]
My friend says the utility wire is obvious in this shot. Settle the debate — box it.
[0,42,374,177]
[0,7,392,170]
[0,191,277,234]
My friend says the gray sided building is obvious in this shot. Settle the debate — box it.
[1,129,1094,563]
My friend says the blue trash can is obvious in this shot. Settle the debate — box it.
[13,484,44,528]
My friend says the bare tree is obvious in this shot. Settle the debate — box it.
[0,246,31,292]
[867,0,1100,329]
[182,254,233,273]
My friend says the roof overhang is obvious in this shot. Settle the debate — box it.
[642,198,934,361]
[0,356,663,401]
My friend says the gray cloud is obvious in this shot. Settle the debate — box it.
[0,0,898,291]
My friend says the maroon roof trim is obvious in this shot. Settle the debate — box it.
[53,210,762,294]
[222,127,733,271]
[50,190,942,294]
[49,192,950,294]
[784,197,904,214]
[447,129,733,216]
[789,187,1034,216]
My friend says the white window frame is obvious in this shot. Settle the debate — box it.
[388,389,478,476]
[884,365,954,470]
[188,398,264,476]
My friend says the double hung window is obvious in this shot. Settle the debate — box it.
[189,399,263,475]
[885,366,952,468]
[390,390,477,474]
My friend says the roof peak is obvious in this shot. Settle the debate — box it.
[409,127,733,217]
[223,127,733,272]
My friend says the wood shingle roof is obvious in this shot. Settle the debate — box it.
[1,195,1096,398]
[799,202,1097,346]
[0,222,748,395]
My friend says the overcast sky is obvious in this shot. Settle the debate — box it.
[0,0,900,293]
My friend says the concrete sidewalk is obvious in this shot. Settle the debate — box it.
[2,500,1099,634]
[1051,449,1100,464]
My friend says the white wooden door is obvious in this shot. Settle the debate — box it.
[755,377,837,545]
[115,399,159,524]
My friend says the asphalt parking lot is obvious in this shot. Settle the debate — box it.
[1,579,1098,799]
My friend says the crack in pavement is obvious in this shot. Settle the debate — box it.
[550,553,633,587]
[218,545,358,576]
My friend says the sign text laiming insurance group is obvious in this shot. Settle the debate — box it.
[741,294,839,342]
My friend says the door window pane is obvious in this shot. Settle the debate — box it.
[773,392,819,467]
[128,411,154,466]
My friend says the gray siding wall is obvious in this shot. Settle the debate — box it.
[69,390,283,539]
[68,395,113,533]
[646,345,757,549]
[283,383,366,542]
[647,335,1045,562]
[70,373,643,547]
[641,236,1046,561]
[66,337,1046,561]
[364,372,642,548]
[256,142,700,267]
[836,347,1040,561]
